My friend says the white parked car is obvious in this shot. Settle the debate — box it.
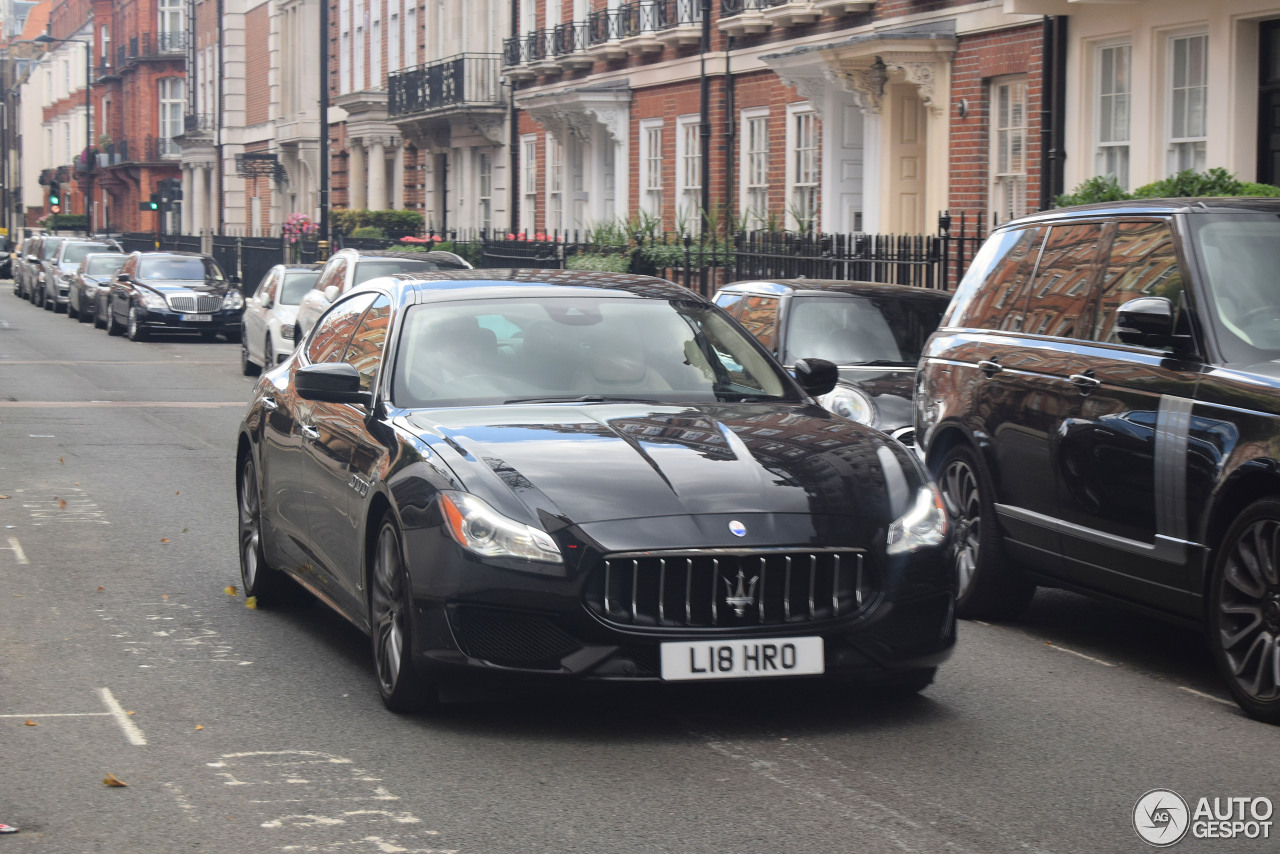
[292,248,472,341]
[240,263,322,375]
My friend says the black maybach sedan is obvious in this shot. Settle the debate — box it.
[105,251,244,341]
[237,270,955,711]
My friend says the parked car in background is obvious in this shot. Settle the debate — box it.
[103,251,244,341]
[240,263,321,374]
[292,248,472,340]
[46,239,121,313]
[237,269,955,712]
[12,235,41,299]
[0,235,13,279]
[21,236,65,304]
[68,252,127,325]
[714,280,951,449]
[916,197,1280,724]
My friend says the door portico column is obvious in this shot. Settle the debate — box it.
[349,142,367,210]
[368,139,387,211]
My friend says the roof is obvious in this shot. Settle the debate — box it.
[370,269,704,302]
[1000,197,1280,229]
[718,279,953,300]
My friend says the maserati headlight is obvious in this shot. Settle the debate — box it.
[819,386,877,426]
[886,485,949,556]
[439,491,562,564]
[222,290,245,310]
[138,289,167,310]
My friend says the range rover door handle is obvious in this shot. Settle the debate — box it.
[261,395,278,411]
[978,359,1003,377]
[1069,372,1101,392]
[301,425,320,441]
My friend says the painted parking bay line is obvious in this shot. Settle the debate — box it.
[3,536,28,564]
[0,687,147,746]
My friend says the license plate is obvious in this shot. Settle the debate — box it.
[181,313,212,322]
[660,636,824,681]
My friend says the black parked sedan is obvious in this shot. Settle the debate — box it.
[714,280,951,448]
[104,251,244,341]
[68,251,126,324]
[236,270,955,711]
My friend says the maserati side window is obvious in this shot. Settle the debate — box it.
[307,293,377,364]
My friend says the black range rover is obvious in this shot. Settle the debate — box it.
[915,198,1280,724]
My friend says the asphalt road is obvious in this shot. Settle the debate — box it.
[0,288,1276,854]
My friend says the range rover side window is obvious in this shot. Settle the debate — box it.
[737,296,780,353]
[947,226,1045,331]
[1020,223,1105,339]
[1090,220,1184,348]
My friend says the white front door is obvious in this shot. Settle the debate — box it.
[824,92,865,234]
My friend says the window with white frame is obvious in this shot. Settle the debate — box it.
[990,77,1028,226]
[786,104,817,233]
[339,0,351,93]
[1169,33,1207,172]
[676,114,701,229]
[405,5,416,69]
[548,135,564,233]
[158,77,184,158]
[478,150,493,232]
[101,25,110,68]
[521,134,537,233]
[1097,43,1131,189]
[354,0,365,92]
[158,0,183,46]
[639,118,663,221]
[740,108,769,229]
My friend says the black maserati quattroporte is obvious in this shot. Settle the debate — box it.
[235,270,955,711]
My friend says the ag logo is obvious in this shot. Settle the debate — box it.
[1134,789,1190,847]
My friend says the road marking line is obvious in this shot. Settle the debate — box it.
[5,537,27,564]
[1046,643,1116,667]
[1178,686,1236,706]
[0,712,111,718]
[99,687,147,746]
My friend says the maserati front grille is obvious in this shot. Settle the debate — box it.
[166,294,221,313]
[585,548,876,630]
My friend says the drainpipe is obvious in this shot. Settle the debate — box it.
[698,0,711,231]
[216,0,225,232]
[1039,15,1068,210]
[509,0,519,234]
[724,34,734,233]
[319,0,330,248]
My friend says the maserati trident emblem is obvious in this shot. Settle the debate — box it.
[723,569,759,618]
[728,519,747,537]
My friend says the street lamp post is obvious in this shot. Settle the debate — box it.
[33,33,91,233]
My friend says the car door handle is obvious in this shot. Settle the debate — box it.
[261,395,278,411]
[1069,372,1101,392]
[978,359,1003,377]
[301,425,320,441]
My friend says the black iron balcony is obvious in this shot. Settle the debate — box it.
[388,54,504,117]
[183,113,215,134]
[721,0,772,13]
[618,0,667,37]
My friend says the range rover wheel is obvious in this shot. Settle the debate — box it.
[1209,498,1280,724]
[237,453,293,605]
[126,306,149,341]
[370,513,437,713]
[936,443,1035,620]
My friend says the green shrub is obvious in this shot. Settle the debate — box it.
[350,226,386,239]
[1054,175,1129,208]
[331,208,425,236]
[1131,167,1245,198]
[567,251,631,273]
[1239,182,1280,197]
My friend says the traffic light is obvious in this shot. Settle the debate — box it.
[48,180,60,213]
[149,193,160,211]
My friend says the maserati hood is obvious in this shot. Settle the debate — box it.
[403,402,918,528]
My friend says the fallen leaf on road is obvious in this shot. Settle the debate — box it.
[160,538,170,543]
[162,594,169,600]
[0,495,9,500]
[24,720,36,726]
[175,491,180,495]
[225,586,238,597]
[181,527,188,534]
[103,774,127,788]
[58,456,63,464]
[58,499,67,510]
[97,586,104,592]
[195,724,203,731]
[126,711,135,716]
[245,596,258,610]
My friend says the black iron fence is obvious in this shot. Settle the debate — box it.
[115,213,984,299]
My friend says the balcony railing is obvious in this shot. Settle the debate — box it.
[183,113,215,134]
[388,54,504,117]
[114,31,186,69]
[95,136,181,166]
[504,0,705,71]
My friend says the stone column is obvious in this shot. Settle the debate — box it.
[349,142,367,210]
[368,138,387,211]
[392,143,405,210]
[191,166,208,236]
